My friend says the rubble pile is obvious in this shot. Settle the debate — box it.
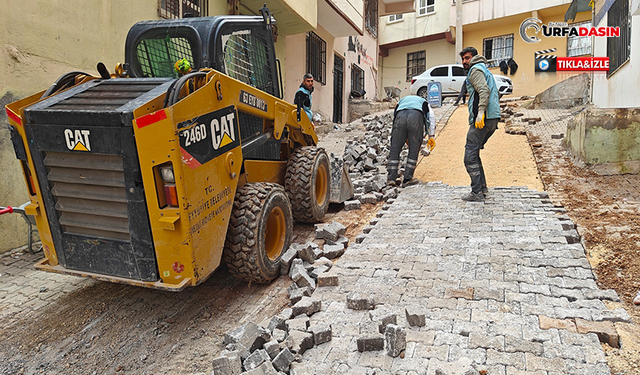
[340,114,401,208]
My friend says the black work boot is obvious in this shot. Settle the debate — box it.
[461,191,485,202]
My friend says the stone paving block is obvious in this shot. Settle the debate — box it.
[285,315,310,332]
[317,273,339,287]
[287,286,304,305]
[322,243,346,259]
[271,348,295,372]
[385,324,406,357]
[309,264,330,279]
[355,234,367,244]
[224,322,272,358]
[308,323,332,345]
[405,306,426,327]
[538,315,577,332]
[486,349,526,370]
[444,288,474,300]
[241,361,279,375]
[324,235,349,247]
[212,351,242,375]
[575,318,619,348]
[292,297,321,317]
[272,328,286,343]
[344,200,361,211]
[243,349,271,371]
[524,353,567,373]
[321,222,347,242]
[357,335,384,352]
[279,246,299,276]
[468,332,504,350]
[291,266,316,292]
[296,243,318,264]
[263,340,280,359]
[286,330,314,355]
[369,309,397,334]
[347,291,375,310]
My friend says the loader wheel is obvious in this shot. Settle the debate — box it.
[223,183,293,283]
[285,146,330,223]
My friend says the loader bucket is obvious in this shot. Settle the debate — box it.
[329,154,353,204]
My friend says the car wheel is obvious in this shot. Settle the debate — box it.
[417,87,428,99]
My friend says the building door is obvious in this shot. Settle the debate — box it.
[333,55,344,123]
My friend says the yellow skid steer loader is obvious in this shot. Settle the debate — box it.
[4,7,352,291]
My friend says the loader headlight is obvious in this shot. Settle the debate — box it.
[160,166,175,183]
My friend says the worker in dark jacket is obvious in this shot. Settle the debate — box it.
[294,73,314,124]
[387,95,436,187]
[459,46,501,201]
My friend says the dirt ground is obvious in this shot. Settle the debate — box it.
[414,105,544,192]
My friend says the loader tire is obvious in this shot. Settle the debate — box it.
[285,146,330,223]
[223,183,293,283]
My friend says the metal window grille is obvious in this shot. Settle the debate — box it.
[567,21,592,57]
[306,32,327,85]
[136,36,195,78]
[223,30,276,95]
[418,0,435,16]
[483,34,514,68]
[159,0,206,19]
[351,64,364,93]
[607,0,630,75]
[406,51,426,81]
[365,0,378,37]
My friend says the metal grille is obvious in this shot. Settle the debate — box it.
[483,34,514,68]
[406,51,426,81]
[351,64,364,93]
[333,56,344,123]
[160,0,204,19]
[306,32,326,85]
[223,30,276,95]
[44,152,130,241]
[237,112,280,160]
[48,81,163,110]
[567,21,592,57]
[365,0,378,37]
[607,0,630,75]
[136,36,194,78]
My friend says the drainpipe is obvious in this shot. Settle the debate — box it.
[455,0,463,62]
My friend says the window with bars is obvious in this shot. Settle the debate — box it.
[406,51,426,81]
[159,0,206,19]
[223,29,276,96]
[306,32,327,85]
[417,0,435,16]
[607,0,630,75]
[365,0,378,38]
[388,14,404,22]
[567,21,592,57]
[483,34,513,68]
[351,64,364,93]
[135,35,196,78]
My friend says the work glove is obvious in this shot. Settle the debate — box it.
[475,109,485,129]
[427,137,436,151]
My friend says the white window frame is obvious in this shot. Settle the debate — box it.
[417,0,435,16]
[388,14,404,23]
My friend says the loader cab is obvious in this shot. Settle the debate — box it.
[124,15,282,98]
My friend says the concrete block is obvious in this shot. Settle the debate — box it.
[242,349,270,371]
[405,306,426,327]
[212,352,242,375]
[271,348,295,372]
[347,291,375,310]
[279,246,299,276]
[385,324,406,357]
[286,330,314,355]
[357,335,384,352]
[322,243,345,259]
[292,297,321,317]
[308,324,332,345]
[344,200,361,211]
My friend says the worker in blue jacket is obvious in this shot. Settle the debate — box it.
[387,95,436,187]
[294,73,314,125]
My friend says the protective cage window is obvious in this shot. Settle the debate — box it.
[223,29,276,96]
[135,34,197,78]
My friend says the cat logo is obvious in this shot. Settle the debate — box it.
[211,112,236,150]
[64,129,91,152]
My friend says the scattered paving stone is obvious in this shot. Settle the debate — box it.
[344,200,361,210]
[357,335,385,352]
[263,340,280,359]
[405,306,426,327]
[212,352,242,375]
[272,328,286,343]
[241,360,279,375]
[242,349,270,371]
[347,291,375,310]
[286,330,314,355]
[279,246,299,276]
[308,324,332,345]
[271,348,295,372]
[317,273,339,287]
[290,265,316,292]
[324,235,349,247]
[285,316,310,332]
[369,309,398,333]
[575,318,620,348]
[322,243,345,259]
[385,324,406,357]
[224,322,272,359]
[292,297,322,317]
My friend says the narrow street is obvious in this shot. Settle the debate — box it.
[1,101,639,374]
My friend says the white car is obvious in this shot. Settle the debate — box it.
[410,64,513,98]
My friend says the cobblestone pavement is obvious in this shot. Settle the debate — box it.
[293,183,630,375]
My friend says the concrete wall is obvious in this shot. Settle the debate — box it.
[379,0,450,45]
[380,39,455,97]
[591,0,640,108]
[462,10,590,97]
[566,108,640,174]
